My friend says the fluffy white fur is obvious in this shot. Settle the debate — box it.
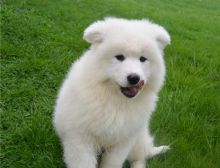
[53,17,171,168]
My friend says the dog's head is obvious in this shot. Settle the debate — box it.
[83,17,170,98]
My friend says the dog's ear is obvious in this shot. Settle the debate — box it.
[142,20,171,50]
[83,21,105,44]
[154,25,171,50]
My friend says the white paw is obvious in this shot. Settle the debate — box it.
[130,161,145,168]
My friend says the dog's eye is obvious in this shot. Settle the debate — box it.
[140,56,147,62]
[115,55,125,61]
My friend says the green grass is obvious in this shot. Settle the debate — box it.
[1,0,220,167]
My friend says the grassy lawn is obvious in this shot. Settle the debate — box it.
[1,0,220,167]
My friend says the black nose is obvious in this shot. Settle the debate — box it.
[127,74,140,85]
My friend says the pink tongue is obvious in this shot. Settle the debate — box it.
[124,86,138,96]
[130,87,138,94]
[121,80,145,97]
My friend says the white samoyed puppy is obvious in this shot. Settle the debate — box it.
[53,17,171,168]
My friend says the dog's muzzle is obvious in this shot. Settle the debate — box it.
[120,80,144,98]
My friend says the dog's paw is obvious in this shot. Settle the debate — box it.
[130,161,145,168]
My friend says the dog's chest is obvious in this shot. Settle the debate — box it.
[86,103,148,145]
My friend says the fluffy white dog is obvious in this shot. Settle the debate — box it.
[53,17,171,168]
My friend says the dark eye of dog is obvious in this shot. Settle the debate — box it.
[140,56,147,62]
[115,55,125,61]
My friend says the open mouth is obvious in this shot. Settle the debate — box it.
[120,80,145,98]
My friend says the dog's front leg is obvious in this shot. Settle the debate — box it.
[99,140,134,168]
[62,135,97,168]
